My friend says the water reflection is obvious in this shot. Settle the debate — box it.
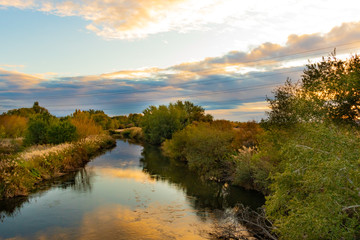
[140,143,264,211]
[0,168,94,222]
[20,203,210,240]
[0,139,264,240]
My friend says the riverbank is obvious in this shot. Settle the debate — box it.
[0,134,116,199]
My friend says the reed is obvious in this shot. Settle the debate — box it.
[0,134,115,199]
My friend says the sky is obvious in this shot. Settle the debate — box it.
[1,0,360,121]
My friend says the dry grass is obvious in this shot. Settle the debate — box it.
[0,134,115,199]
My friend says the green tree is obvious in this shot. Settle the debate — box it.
[264,53,360,127]
[24,113,53,145]
[141,101,210,145]
[47,120,77,144]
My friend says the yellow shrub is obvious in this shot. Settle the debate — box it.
[71,112,103,139]
[0,115,28,138]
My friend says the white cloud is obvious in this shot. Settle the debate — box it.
[1,0,360,40]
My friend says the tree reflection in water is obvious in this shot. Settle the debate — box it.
[0,167,94,221]
[139,143,265,219]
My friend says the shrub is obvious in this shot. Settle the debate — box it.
[233,147,273,193]
[232,121,263,149]
[24,115,51,145]
[0,134,115,199]
[0,115,28,138]
[264,123,360,239]
[70,111,103,139]
[47,120,77,144]
[163,122,234,181]
[142,101,210,145]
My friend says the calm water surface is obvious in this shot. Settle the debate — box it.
[0,140,264,240]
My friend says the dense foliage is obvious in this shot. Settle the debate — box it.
[264,123,360,239]
[163,121,234,180]
[259,53,360,239]
[70,110,103,139]
[0,115,28,138]
[163,120,264,183]
[112,113,143,128]
[265,53,360,127]
[0,135,115,199]
[141,101,212,145]
[81,109,118,130]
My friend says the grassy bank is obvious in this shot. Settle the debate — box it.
[0,134,116,199]
[110,127,144,142]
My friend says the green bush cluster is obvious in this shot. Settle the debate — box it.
[258,53,360,238]
[112,113,143,129]
[141,101,212,145]
[263,123,360,239]
[119,127,144,142]
[163,121,264,182]
[24,113,77,145]
[232,147,273,193]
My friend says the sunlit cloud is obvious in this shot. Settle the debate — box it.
[0,68,44,89]
[1,21,360,120]
[24,203,214,240]
[173,21,360,74]
[97,167,155,184]
[0,0,33,9]
[1,0,360,40]
[206,101,269,121]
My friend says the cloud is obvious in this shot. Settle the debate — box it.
[206,101,269,121]
[0,68,44,89]
[0,0,233,39]
[97,167,155,184]
[24,203,215,240]
[0,0,33,9]
[1,21,360,119]
[172,21,360,73]
[1,0,359,40]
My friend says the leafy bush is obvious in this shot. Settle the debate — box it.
[119,127,144,141]
[24,114,53,145]
[25,113,78,145]
[70,111,103,139]
[264,53,360,127]
[232,121,263,149]
[264,123,360,239]
[47,120,77,144]
[163,122,234,180]
[233,147,273,193]
[142,101,211,145]
[0,115,28,138]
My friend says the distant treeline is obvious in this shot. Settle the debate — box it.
[0,103,143,149]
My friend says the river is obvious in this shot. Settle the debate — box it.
[0,139,264,240]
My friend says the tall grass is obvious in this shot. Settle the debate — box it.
[71,115,103,139]
[0,134,115,199]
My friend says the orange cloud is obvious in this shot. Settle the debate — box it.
[172,21,360,74]
[206,101,270,120]
[28,203,218,240]
[0,68,44,89]
[97,167,155,183]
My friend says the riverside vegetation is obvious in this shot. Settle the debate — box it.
[130,53,360,239]
[0,104,116,199]
[1,53,360,239]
